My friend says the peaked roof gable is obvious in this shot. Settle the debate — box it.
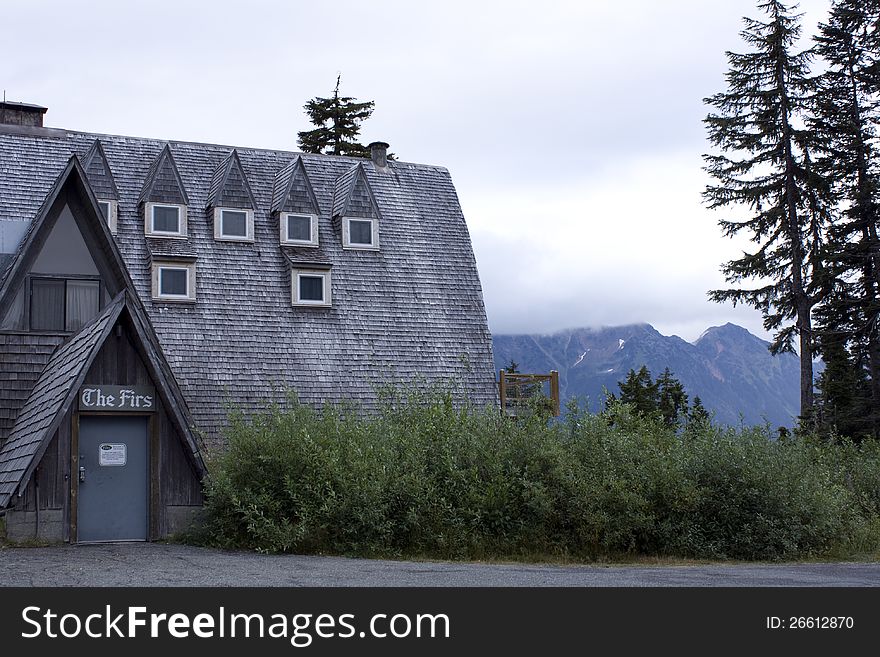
[206,149,257,210]
[332,163,380,219]
[0,290,206,507]
[271,157,320,215]
[0,296,121,507]
[139,144,189,206]
[81,139,120,200]
[0,156,136,309]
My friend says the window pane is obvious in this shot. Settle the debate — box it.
[349,219,373,245]
[98,201,110,221]
[221,210,248,237]
[30,279,65,331]
[159,268,188,296]
[153,206,180,233]
[287,215,312,241]
[66,280,100,332]
[299,275,324,301]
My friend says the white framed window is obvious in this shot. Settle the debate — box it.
[145,202,187,238]
[214,207,254,242]
[97,200,118,234]
[280,213,318,247]
[151,261,196,302]
[342,216,379,250]
[291,268,331,307]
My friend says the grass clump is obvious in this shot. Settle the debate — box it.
[193,391,880,562]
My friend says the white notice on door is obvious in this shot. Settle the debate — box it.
[98,443,127,467]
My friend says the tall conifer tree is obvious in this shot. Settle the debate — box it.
[810,0,880,436]
[703,0,824,419]
[297,75,376,157]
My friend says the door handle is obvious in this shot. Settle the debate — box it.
[79,467,86,483]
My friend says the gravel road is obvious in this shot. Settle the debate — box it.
[1,542,878,586]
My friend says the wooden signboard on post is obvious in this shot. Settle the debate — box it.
[498,370,560,417]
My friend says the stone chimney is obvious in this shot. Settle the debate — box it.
[369,141,390,169]
[0,101,48,127]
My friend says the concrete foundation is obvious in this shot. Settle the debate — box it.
[5,508,64,543]
[165,505,203,536]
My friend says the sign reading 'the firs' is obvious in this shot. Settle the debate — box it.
[79,385,155,411]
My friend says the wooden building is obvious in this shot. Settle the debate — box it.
[0,102,496,542]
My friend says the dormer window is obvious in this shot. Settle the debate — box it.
[291,267,331,307]
[281,213,318,247]
[97,200,118,234]
[214,208,254,242]
[145,202,187,238]
[342,217,379,250]
[152,260,196,302]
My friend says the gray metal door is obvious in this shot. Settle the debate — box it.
[77,415,148,542]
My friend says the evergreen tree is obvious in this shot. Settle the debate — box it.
[297,75,375,157]
[610,366,691,428]
[688,396,711,424]
[814,325,873,439]
[810,0,880,437]
[703,0,825,420]
[613,365,659,416]
[656,367,689,427]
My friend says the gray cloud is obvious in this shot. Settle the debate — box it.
[2,0,832,341]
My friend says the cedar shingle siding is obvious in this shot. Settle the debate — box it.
[0,127,496,448]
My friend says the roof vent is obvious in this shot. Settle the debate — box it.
[369,141,390,169]
[0,101,47,127]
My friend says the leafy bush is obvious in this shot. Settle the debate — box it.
[194,392,880,561]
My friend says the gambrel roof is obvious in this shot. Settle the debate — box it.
[0,123,496,446]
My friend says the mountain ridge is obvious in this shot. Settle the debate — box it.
[492,322,804,427]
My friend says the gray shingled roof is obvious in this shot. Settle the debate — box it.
[0,125,497,447]
[0,296,122,507]
[207,149,256,210]
[147,237,198,260]
[332,163,379,219]
[0,333,65,437]
[139,144,189,205]
[82,139,120,200]
[271,157,320,215]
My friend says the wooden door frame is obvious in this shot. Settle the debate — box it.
[69,410,158,543]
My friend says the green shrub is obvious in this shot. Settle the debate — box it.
[194,391,880,561]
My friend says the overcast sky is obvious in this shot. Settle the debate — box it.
[2,0,833,341]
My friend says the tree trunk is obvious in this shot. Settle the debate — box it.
[777,51,814,418]
[797,300,815,417]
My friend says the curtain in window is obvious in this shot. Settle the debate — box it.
[66,280,100,331]
[299,276,324,301]
[349,220,372,245]
[30,279,65,331]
